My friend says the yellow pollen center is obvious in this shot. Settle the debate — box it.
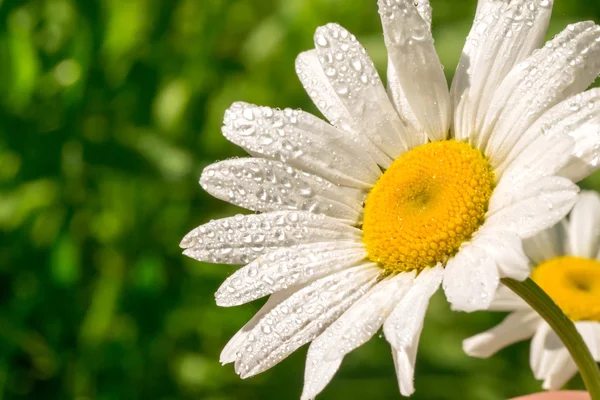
[532,256,600,322]
[362,140,495,273]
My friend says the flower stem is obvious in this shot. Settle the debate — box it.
[502,278,600,399]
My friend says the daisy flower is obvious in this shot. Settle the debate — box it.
[464,191,600,391]
[181,0,600,397]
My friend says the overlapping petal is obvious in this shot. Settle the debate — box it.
[452,0,554,144]
[311,23,423,163]
[201,158,364,223]
[215,241,367,306]
[483,21,600,164]
[463,311,539,358]
[443,243,499,312]
[566,191,600,258]
[222,102,381,188]
[502,88,600,181]
[180,211,362,264]
[485,176,579,239]
[301,272,415,399]
[233,264,379,378]
[379,0,450,141]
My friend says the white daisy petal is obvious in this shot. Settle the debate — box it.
[384,266,442,396]
[542,357,578,391]
[503,88,600,181]
[313,23,423,162]
[485,176,579,239]
[463,311,540,358]
[215,241,367,307]
[530,323,550,379]
[475,0,490,16]
[483,21,600,164]
[300,271,415,399]
[295,50,353,130]
[523,220,568,264]
[451,0,553,144]
[222,102,381,188]
[530,322,565,380]
[295,50,392,167]
[470,229,531,281]
[301,346,343,400]
[488,285,529,312]
[443,244,499,312]
[577,321,600,359]
[567,191,600,259]
[320,271,416,361]
[384,264,443,350]
[201,158,364,223]
[181,211,362,265]
[494,132,574,184]
[386,64,423,139]
[220,286,300,364]
[392,342,420,397]
[234,264,380,378]
[379,0,450,141]
[382,0,433,142]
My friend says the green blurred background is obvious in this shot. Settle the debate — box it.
[2,0,600,399]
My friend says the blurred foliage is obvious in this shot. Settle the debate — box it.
[2,0,600,399]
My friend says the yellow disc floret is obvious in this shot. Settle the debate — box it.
[362,140,495,273]
[532,256,600,322]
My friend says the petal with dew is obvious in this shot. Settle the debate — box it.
[485,176,578,239]
[233,264,379,378]
[181,211,362,265]
[313,23,423,162]
[322,271,416,361]
[215,241,367,307]
[444,244,499,312]
[220,286,301,365]
[379,0,450,142]
[493,132,574,185]
[301,272,415,399]
[451,0,553,144]
[503,88,600,181]
[384,264,442,349]
[483,22,600,164]
[470,229,531,281]
[201,158,365,223]
[295,50,392,167]
[222,102,381,189]
[301,347,343,400]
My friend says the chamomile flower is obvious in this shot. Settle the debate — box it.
[181,0,600,397]
[464,191,600,391]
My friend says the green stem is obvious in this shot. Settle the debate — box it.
[502,278,600,399]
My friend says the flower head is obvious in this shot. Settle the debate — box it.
[182,0,600,397]
[464,191,600,390]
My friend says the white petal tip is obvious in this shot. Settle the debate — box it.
[220,357,234,365]
[181,248,195,258]
[180,235,193,249]
[462,336,494,359]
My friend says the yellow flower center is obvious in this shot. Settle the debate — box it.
[532,256,600,322]
[362,140,495,273]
